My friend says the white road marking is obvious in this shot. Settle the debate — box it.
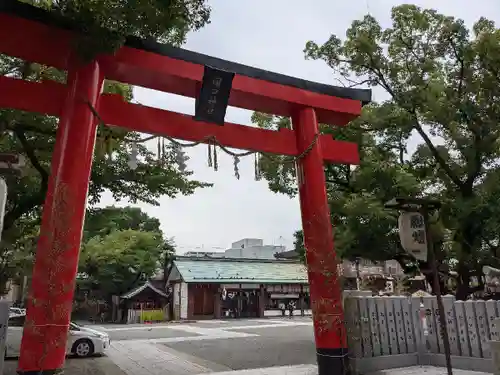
[225,322,312,331]
[99,324,181,332]
[266,319,305,324]
[194,364,318,375]
[152,331,258,343]
[111,331,258,345]
[195,320,230,324]
[97,319,313,334]
[170,325,230,335]
[245,319,278,324]
[107,320,310,345]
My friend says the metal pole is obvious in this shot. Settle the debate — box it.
[423,207,453,375]
[0,300,9,375]
[355,259,361,291]
[0,177,7,242]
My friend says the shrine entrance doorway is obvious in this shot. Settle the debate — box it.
[0,2,371,374]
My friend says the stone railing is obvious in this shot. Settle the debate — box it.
[344,295,496,373]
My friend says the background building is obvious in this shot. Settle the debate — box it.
[184,238,286,260]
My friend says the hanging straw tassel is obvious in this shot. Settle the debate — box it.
[233,156,240,179]
[208,143,213,168]
[213,145,218,171]
[278,163,285,186]
[105,133,113,161]
[254,153,262,181]
[157,137,161,163]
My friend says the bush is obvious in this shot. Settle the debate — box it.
[140,309,165,322]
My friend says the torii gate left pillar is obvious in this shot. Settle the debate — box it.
[0,2,371,374]
[16,61,104,374]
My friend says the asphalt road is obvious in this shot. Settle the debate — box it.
[3,318,317,375]
[162,324,317,370]
[101,317,317,373]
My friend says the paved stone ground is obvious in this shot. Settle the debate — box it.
[193,366,492,375]
[3,318,493,375]
[2,356,127,375]
[193,364,318,375]
[108,341,213,375]
[367,366,491,375]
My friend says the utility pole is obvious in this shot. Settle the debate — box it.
[355,257,361,290]
[0,178,7,375]
[385,197,453,375]
[0,177,6,242]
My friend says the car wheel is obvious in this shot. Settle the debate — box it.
[72,339,94,358]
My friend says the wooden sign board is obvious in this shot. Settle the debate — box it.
[194,65,235,125]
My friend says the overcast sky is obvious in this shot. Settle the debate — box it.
[98,0,500,254]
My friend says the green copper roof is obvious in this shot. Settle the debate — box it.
[172,258,308,284]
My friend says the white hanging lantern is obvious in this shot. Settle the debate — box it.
[398,212,428,261]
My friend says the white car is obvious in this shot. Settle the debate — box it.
[5,315,111,358]
[9,307,25,316]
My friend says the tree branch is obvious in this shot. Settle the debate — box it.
[14,128,49,183]
[398,131,405,165]
[447,37,484,188]
[340,44,466,190]
[325,176,357,193]
[3,191,46,232]
[6,122,56,137]
[2,127,50,231]
[410,116,464,188]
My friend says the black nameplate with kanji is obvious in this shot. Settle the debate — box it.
[194,65,235,125]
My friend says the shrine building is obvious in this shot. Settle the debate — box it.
[165,256,310,320]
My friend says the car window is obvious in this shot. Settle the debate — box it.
[9,315,26,327]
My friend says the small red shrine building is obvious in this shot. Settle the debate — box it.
[165,256,310,320]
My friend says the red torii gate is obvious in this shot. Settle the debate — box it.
[0,1,371,374]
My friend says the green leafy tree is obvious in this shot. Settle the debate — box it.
[82,205,177,283]
[83,206,162,241]
[79,229,165,299]
[252,112,421,267]
[255,5,500,299]
[292,230,306,264]
[0,217,38,294]
[0,0,212,293]
[33,0,211,60]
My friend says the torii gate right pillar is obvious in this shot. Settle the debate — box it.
[294,107,348,375]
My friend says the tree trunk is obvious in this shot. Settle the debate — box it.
[455,283,469,300]
[424,272,449,295]
[455,261,470,300]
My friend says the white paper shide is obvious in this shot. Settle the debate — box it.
[398,212,428,261]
